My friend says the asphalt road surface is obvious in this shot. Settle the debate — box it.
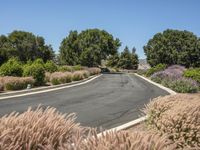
[0,73,169,129]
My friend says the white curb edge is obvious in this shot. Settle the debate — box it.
[0,74,102,100]
[134,73,177,95]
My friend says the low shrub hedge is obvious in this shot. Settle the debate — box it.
[72,71,85,81]
[183,68,200,84]
[144,94,200,148]
[2,76,34,90]
[50,72,72,85]
[0,58,23,77]
[146,64,167,77]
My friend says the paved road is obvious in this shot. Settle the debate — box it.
[0,74,169,129]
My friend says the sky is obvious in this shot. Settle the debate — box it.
[0,0,200,59]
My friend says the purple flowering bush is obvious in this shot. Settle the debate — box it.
[151,65,199,93]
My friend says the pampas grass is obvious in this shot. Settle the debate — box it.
[144,94,200,148]
[0,76,34,90]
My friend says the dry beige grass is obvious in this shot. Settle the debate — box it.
[144,94,200,148]
[0,106,88,150]
[78,130,175,150]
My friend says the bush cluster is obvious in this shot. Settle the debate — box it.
[0,76,34,90]
[146,64,167,77]
[151,65,199,93]
[44,60,58,73]
[184,68,200,84]
[0,58,23,77]
[0,106,176,149]
[144,94,200,149]
[23,62,45,86]
[72,71,85,81]
[50,72,72,85]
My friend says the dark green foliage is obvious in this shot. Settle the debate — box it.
[106,54,120,68]
[44,60,58,73]
[117,46,139,70]
[59,29,121,67]
[146,64,167,77]
[0,30,55,65]
[184,68,200,83]
[23,59,45,86]
[0,58,23,77]
[144,29,200,67]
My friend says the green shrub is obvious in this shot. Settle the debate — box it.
[23,63,45,86]
[50,72,72,85]
[0,58,23,77]
[72,65,82,71]
[44,61,58,73]
[82,70,90,78]
[183,68,200,83]
[3,77,34,90]
[58,66,73,72]
[146,64,167,77]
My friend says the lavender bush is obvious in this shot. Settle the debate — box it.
[151,65,199,93]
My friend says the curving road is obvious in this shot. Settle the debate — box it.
[0,73,168,129]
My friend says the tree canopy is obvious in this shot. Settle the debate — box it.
[107,46,139,70]
[0,30,54,65]
[59,29,121,67]
[144,29,200,67]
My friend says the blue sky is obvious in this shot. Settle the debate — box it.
[0,0,200,58]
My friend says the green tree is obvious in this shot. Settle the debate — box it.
[144,29,200,67]
[59,31,80,65]
[59,29,121,67]
[106,53,120,67]
[0,30,54,64]
[118,46,139,69]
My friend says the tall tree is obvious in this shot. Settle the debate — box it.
[0,30,54,65]
[59,31,80,65]
[118,46,138,69]
[59,29,121,67]
[144,29,200,67]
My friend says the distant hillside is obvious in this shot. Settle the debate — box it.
[138,59,150,69]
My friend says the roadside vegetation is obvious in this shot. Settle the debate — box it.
[0,93,199,149]
[0,57,100,92]
[138,29,200,93]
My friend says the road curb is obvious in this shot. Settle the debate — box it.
[0,74,102,100]
[134,73,177,95]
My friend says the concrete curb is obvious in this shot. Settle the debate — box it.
[0,74,102,100]
[134,73,177,95]
[99,73,177,134]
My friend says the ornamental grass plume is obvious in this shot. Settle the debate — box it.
[87,68,101,75]
[0,106,88,150]
[2,76,35,90]
[72,71,85,81]
[50,71,72,85]
[144,94,200,148]
[78,130,175,150]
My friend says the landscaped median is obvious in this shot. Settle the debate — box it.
[0,93,199,149]
[0,58,101,93]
